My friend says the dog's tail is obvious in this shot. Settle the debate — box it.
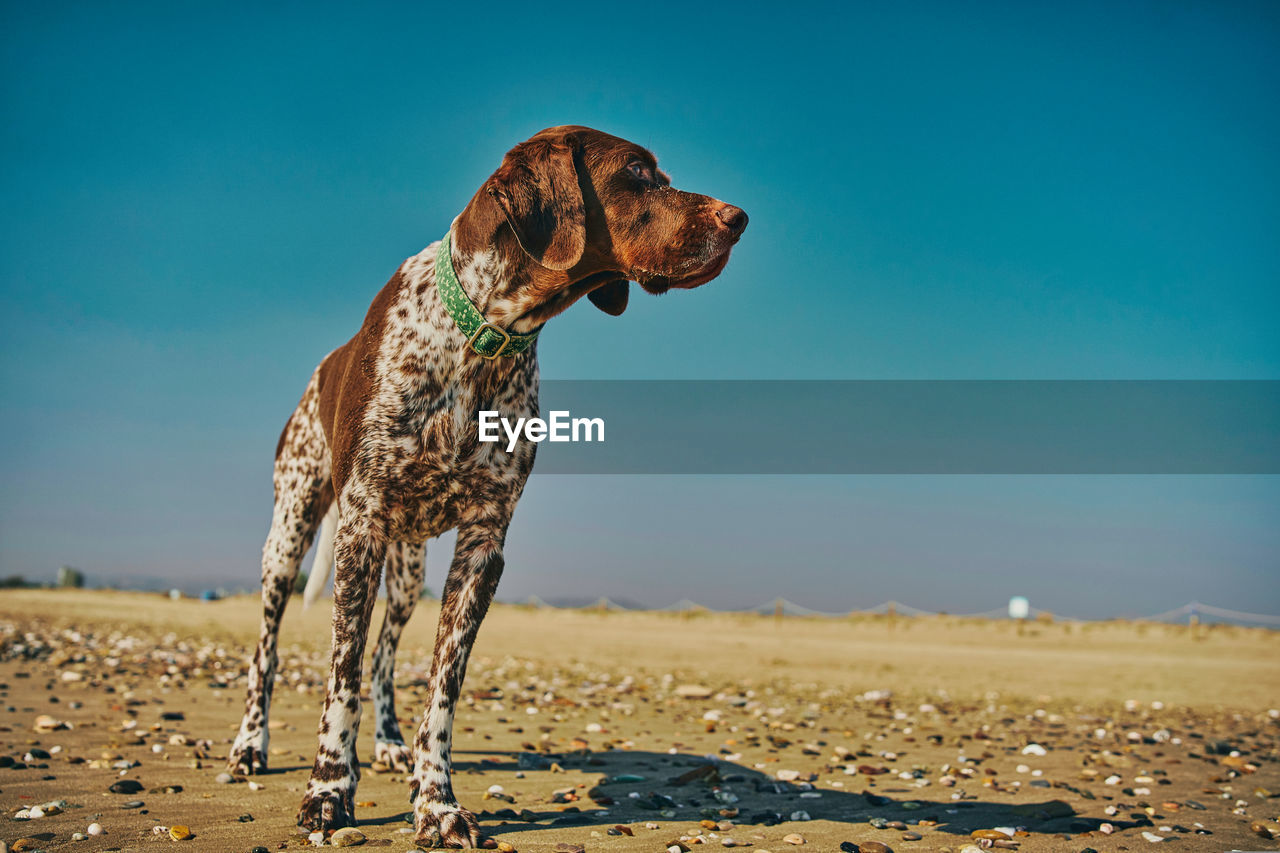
[302,503,338,610]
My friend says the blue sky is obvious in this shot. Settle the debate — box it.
[2,1,1277,617]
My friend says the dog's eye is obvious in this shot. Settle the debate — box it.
[627,161,655,184]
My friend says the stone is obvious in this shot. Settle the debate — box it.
[971,829,1012,841]
[783,834,805,845]
[497,843,517,853]
[33,714,69,732]
[859,842,892,853]
[675,684,713,699]
[902,832,922,840]
[169,825,192,841]
[330,827,366,847]
[108,778,143,794]
[87,823,105,836]
[554,845,585,853]
[1141,831,1165,842]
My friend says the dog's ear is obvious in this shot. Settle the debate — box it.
[588,279,630,315]
[488,138,586,271]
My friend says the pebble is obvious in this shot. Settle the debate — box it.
[675,684,713,698]
[1021,743,1047,756]
[902,832,922,840]
[330,827,366,846]
[858,842,892,853]
[971,829,1012,841]
[782,834,805,845]
[789,810,811,822]
[87,822,105,836]
[169,825,192,841]
[108,778,143,794]
[497,843,517,853]
[215,771,236,784]
[1141,831,1165,842]
[33,713,69,731]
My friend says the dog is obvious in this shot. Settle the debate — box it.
[229,125,747,847]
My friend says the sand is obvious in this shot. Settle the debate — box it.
[1,589,1278,852]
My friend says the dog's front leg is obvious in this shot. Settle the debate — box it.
[409,522,506,849]
[297,515,386,832]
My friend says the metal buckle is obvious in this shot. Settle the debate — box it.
[466,322,511,359]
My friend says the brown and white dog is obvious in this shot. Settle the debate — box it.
[229,125,747,847]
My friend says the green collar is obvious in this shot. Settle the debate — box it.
[436,232,540,359]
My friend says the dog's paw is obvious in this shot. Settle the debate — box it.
[414,802,494,849]
[297,786,356,832]
[227,740,268,775]
[374,738,414,773]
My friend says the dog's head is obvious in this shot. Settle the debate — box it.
[454,125,747,325]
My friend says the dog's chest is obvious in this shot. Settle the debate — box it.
[373,381,537,541]
[359,242,541,541]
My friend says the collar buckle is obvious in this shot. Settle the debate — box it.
[466,321,512,360]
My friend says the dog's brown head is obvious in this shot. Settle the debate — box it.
[453,125,747,325]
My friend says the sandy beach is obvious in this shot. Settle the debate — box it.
[1,589,1277,852]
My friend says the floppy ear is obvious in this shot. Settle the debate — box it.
[488,139,586,271]
[588,279,630,316]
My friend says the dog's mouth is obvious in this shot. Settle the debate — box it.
[635,244,735,295]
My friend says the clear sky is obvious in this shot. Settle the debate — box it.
[2,1,1277,617]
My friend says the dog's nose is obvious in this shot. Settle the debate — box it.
[715,204,748,236]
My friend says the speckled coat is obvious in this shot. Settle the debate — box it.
[229,125,747,848]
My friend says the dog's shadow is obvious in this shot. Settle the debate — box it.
[359,748,1151,840]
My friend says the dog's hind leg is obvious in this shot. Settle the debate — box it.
[230,369,331,775]
[371,539,426,772]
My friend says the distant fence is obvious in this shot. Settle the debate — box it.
[516,596,1280,627]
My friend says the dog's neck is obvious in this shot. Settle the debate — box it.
[450,195,619,334]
